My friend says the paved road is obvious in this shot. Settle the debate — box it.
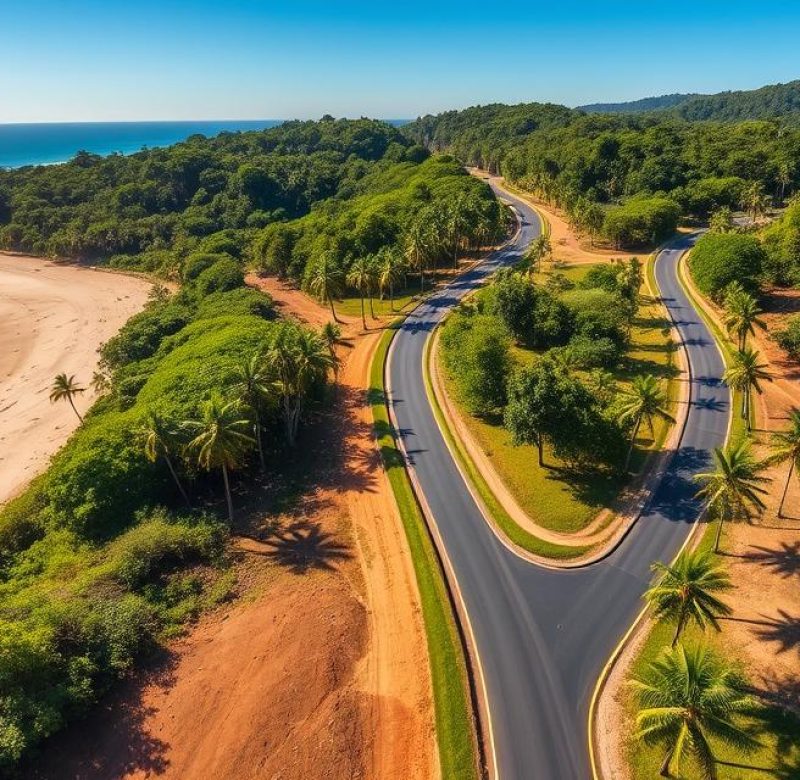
[387,184,730,779]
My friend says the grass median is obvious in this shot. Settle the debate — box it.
[370,323,479,780]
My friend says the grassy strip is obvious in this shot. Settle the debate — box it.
[423,331,588,560]
[370,324,479,780]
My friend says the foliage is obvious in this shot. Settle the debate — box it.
[440,311,512,415]
[689,233,765,298]
[761,198,800,286]
[773,314,800,359]
[602,197,679,248]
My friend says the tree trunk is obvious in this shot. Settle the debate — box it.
[328,296,340,324]
[369,291,376,320]
[390,282,395,312]
[713,513,725,554]
[254,408,266,473]
[778,459,795,518]
[165,453,191,508]
[744,388,751,430]
[360,292,366,330]
[537,438,544,468]
[671,609,687,648]
[222,463,234,524]
[659,747,674,777]
[68,395,84,423]
[624,416,642,473]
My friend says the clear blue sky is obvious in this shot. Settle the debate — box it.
[2,0,799,122]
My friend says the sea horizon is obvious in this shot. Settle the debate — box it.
[0,118,410,169]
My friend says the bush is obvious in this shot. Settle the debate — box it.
[193,258,245,296]
[690,232,765,297]
[565,335,621,368]
[603,197,679,248]
[761,200,800,286]
[441,313,512,415]
[182,251,232,282]
[774,314,800,359]
[108,510,227,587]
[561,288,629,346]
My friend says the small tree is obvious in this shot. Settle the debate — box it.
[185,394,254,523]
[645,549,732,647]
[347,255,374,330]
[769,409,800,517]
[141,410,192,507]
[618,375,674,473]
[49,373,86,422]
[631,644,757,778]
[694,441,770,553]
[232,352,273,472]
[723,347,770,430]
[722,287,766,351]
[307,250,345,324]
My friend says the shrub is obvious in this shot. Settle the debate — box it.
[774,314,800,359]
[565,335,621,368]
[108,510,227,588]
[690,232,765,297]
[182,251,232,282]
[561,288,629,346]
[193,258,245,296]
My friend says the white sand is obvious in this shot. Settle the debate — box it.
[0,254,151,506]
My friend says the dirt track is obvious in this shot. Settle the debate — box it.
[0,253,151,505]
[29,279,436,780]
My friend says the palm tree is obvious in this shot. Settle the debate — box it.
[232,353,273,472]
[321,321,342,380]
[645,549,733,647]
[631,644,757,778]
[446,194,471,269]
[709,206,734,234]
[49,373,86,422]
[307,250,344,323]
[404,218,432,293]
[769,409,800,518]
[376,246,405,311]
[694,441,770,553]
[526,234,552,275]
[722,289,766,351]
[742,181,769,223]
[268,328,334,447]
[185,394,254,523]
[618,374,675,473]
[346,255,373,330]
[141,410,191,507]
[777,161,793,203]
[723,348,770,431]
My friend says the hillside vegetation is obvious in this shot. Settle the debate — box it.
[405,102,800,247]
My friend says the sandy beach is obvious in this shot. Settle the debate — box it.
[0,254,151,506]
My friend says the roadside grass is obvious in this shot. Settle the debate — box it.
[370,324,479,780]
[437,259,679,536]
[621,525,800,780]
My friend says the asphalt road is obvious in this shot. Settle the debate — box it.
[387,184,731,779]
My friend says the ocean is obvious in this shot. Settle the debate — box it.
[0,119,411,169]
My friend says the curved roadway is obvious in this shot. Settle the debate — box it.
[387,184,730,779]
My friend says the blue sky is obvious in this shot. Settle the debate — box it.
[2,0,799,122]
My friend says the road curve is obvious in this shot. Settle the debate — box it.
[387,185,731,779]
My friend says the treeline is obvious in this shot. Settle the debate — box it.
[440,259,670,472]
[404,104,800,246]
[0,264,333,767]
[582,79,800,125]
[0,117,426,270]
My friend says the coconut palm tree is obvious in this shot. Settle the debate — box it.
[742,181,769,223]
[722,290,766,351]
[307,250,344,323]
[631,644,757,778]
[185,394,254,523]
[769,409,800,518]
[404,218,433,293]
[446,194,471,269]
[694,441,770,553]
[268,327,334,447]
[618,374,675,473]
[526,234,552,275]
[723,348,770,431]
[141,409,191,507]
[346,255,373,330]
[645,549,733,647]
[321,321,342,380]
[49,373,86,422]
[232,352,273,472]
[376,246,405,311]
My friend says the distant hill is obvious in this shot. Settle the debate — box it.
[579,79,800,124]
[580,93,698,114]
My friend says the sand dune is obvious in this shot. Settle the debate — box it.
[0,254,151,506]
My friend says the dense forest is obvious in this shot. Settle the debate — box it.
[404,102,800,247]
[581,79,800,124]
